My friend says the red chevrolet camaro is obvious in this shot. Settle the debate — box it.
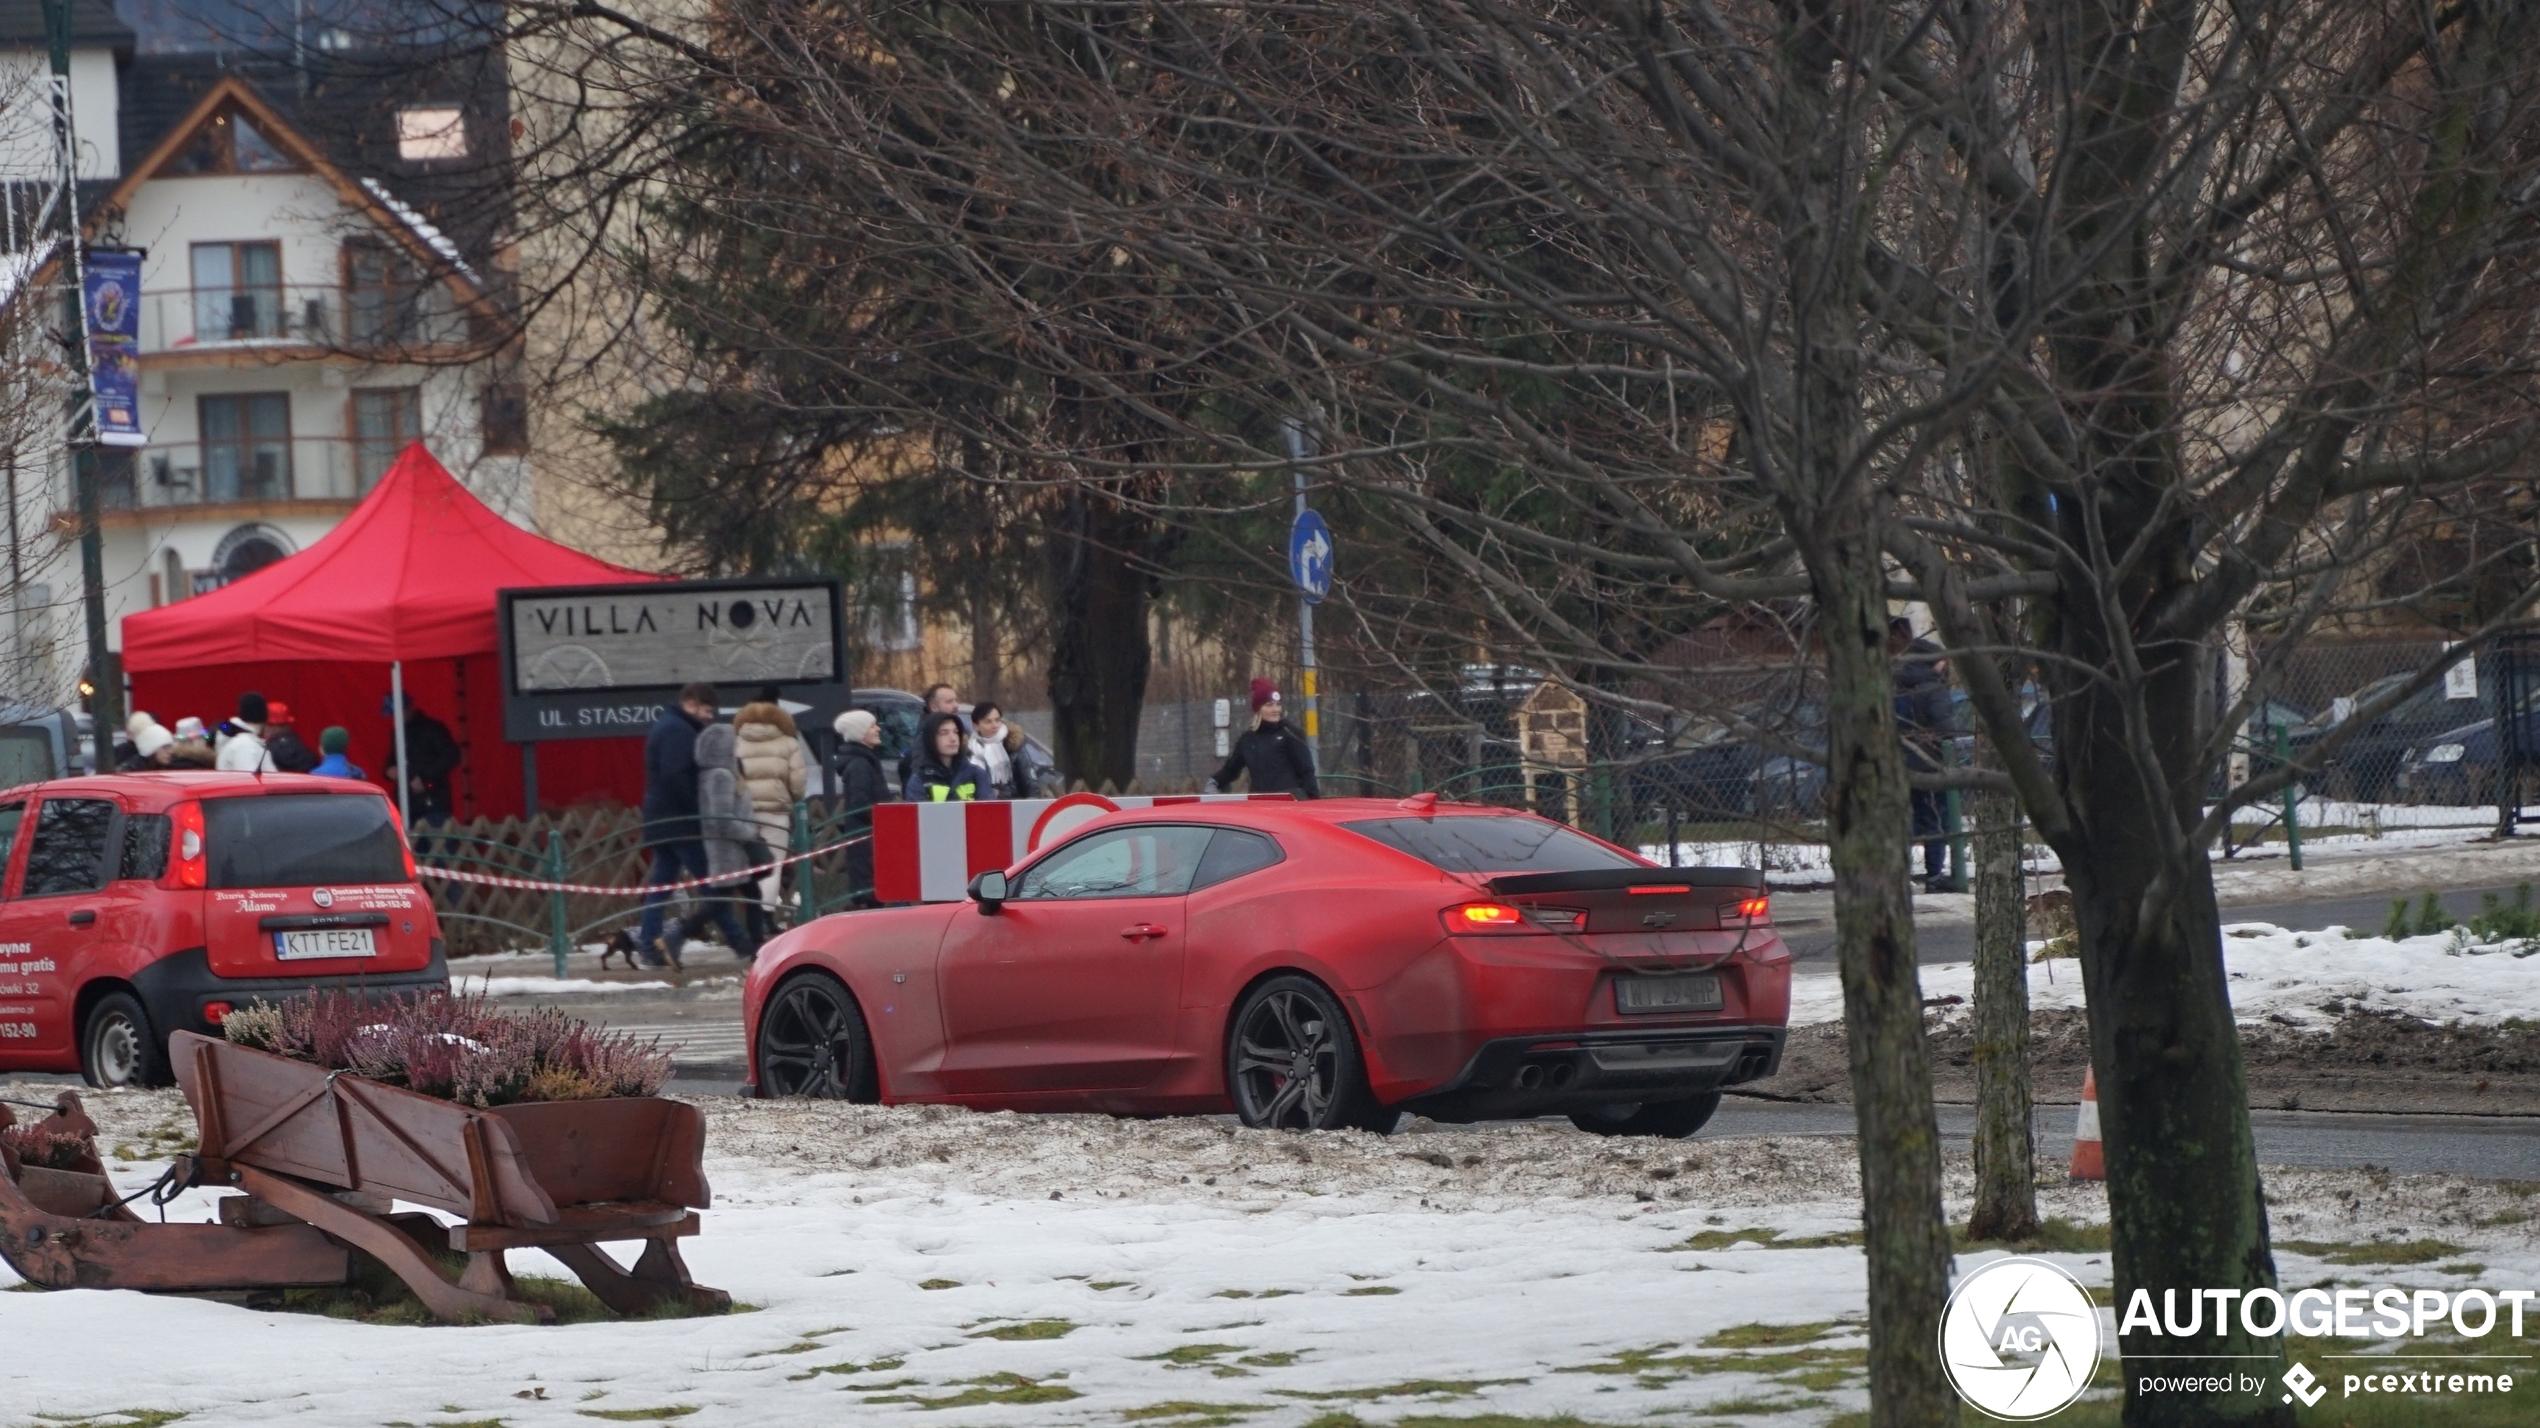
[741,796,1789,1136]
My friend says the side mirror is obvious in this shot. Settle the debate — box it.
[969,869,1008,912]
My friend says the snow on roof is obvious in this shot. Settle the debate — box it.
[358,176,481,287]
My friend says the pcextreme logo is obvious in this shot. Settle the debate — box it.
[1940,1257,2103,1419]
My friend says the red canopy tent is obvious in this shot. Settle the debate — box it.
[123,444,656,820]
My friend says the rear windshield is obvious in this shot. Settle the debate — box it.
[204,794,407,889]
[1343,816,1643,875]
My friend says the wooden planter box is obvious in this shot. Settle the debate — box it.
[178,1032,726,1322]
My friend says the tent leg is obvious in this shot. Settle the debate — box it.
[392,660,411,829]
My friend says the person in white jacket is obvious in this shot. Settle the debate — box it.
[214,692,278,772]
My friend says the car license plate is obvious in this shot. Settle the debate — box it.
[1615,973,1722,1014]
[275,928,377,961]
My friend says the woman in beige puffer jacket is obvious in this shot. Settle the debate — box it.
[733,701,808,908]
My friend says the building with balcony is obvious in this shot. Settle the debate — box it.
[1,0,522,704]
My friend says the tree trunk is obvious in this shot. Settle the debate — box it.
[1801,522,1959,1428]
[2053,659,2291,1427]
[1966,781,2038,1242]
[1047,484,1151,788]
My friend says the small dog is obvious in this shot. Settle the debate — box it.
[597,928,646,971]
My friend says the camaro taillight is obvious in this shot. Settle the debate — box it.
[1721,894,1771,923]
[172,801,207,888]
[1443,902,1530,934]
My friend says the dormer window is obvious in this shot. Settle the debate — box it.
[173,107,299,175]
[397,107,467,162]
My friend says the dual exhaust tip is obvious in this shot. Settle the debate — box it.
[1513,1061,1578,1092]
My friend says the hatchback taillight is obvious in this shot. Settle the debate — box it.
[1721,894,1770,923]
[172,801,207,888]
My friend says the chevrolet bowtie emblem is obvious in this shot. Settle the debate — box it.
[1641,911,1677,928]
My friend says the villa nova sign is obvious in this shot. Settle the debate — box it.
[497,578,848,741]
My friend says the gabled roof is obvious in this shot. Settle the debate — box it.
[101,74,492,313]
[0,0,132,53]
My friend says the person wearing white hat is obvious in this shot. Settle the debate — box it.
[829,708,892,907]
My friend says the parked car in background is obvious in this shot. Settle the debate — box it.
[0,772,447,1089]
[748,798,1789,1137]
[0,707,94,786]
[2295,669,2525,801]
[2396,707,2540,806]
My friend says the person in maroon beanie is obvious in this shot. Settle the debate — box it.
[1206,677,1320,797]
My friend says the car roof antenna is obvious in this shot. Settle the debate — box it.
[1395,791,1440,814]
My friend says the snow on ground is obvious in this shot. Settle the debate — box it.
[7,1090,2538,1428]
[1790,924,2540,1029]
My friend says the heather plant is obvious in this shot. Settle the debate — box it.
[0,1118,96,1172]
[222,991,671,1106]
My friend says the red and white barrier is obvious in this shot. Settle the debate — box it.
[872,792,1293,903]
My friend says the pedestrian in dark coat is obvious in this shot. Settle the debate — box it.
[831,708,893,907]
[903,711,991,803]
[1889,618,1953,892]
[1207,678,1320,798]
[381,694,462,822]
[636,682,720,969]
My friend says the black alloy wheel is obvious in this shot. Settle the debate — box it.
[1568,1091,1723,1139]
[81,991,171,1089]
[1227,975,1387,1132]
[755,974,875,1100]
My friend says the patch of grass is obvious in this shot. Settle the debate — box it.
[35,1415,190,1428]
[917,1278,962,1290]
[1238,1352,1301,1368]
[1119,1403,1275,1425]
[1665,1228,1863,1252]
[1090,1281,1133,1291]
[967,1318,1076,1341]
[1699,1322,1846,1350]
[1140,1344,1245,1368]
[863,1373,1080,1410]
[2476,1210,2529,1228]
[2440,1263,2489,1276]
[1211,1289,1297,1299]
[1954,1217,2112,1253]
[1557,1344,1868,1385]
[253,1246,720,1326]
[786,1356,905,1382]
[1691,1397,1829,1418]
[574,1409,698,1423]
[2278,1238,2467,1265]
[1270,1379,1529,1403]
[1341,1285,1402,1296]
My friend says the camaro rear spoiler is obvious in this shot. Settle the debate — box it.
[1484,867,1765,898]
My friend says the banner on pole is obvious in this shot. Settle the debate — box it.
[83,250,144,447]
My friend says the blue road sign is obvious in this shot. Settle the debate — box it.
[1289,509,1334,605]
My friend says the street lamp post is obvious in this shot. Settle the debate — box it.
[42,0,120,757]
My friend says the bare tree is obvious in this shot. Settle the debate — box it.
[496,4,2540,1423]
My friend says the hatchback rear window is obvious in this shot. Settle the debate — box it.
[1342,816,1643,875]
[204,794,406,889]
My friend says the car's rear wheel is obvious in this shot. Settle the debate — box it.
[1568,1092,1723,1138]
[1228,975,1387,1132]
[755,974,876,1100]
[81,991,171,1090]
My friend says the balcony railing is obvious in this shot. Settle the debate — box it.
[98,437,404,509]
[141,284,472,353]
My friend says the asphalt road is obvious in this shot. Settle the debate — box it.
[1781,883,2531,966]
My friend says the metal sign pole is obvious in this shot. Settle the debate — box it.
[1282,419,1321,762]
[43,0,119,754]
[391,660,412,828]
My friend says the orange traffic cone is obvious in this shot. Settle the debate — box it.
[2069,1066,2105,1181]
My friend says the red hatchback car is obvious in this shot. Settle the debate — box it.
[744,797,1788,1137]
[0,772,448,1089]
